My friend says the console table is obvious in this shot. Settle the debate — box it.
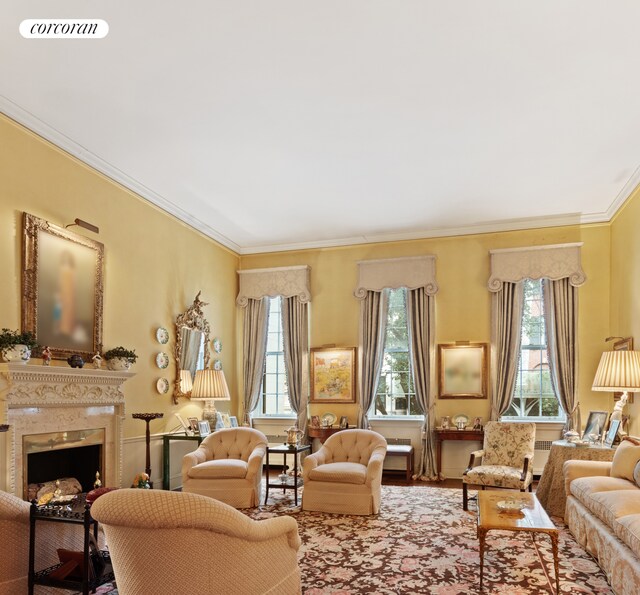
[536,439,616,518]
[308,426,343,446]
[434,428,484,475]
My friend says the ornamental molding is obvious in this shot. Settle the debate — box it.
[354,255,438,299]
[237,265,311,307]
[487,243,586,292]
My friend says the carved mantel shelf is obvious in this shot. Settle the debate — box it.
[0,363,135,497]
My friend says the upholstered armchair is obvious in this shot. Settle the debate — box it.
[91,489,301,595]
[0,490,104,595]
[182,427,267,508]
[302,429,387,515]
[462,421,536,510]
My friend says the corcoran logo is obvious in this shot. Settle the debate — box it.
[20,19,109,39]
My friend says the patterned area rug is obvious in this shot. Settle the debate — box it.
[246,486,613,594]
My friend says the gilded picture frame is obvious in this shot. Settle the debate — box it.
[438,343,488,399]
[310,347,357,403]
[22,212,104,360]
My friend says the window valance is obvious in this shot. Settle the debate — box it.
[236,266,311,307]
[487,243,586,292]
[354,255,438,299]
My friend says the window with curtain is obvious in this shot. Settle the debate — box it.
[370,288,421,418]
[503,279,565,421]
[258,297,293,417]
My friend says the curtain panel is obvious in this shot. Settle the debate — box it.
[281,295,309,439]
[490,281,524,420]
[241,297,270,424]
[406,287,439,480]
[543,278,580,432]
[357,290,389,429]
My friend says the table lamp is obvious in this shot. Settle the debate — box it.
[191,368,231,425]
[592,350,640,431]
[180,369,194,394]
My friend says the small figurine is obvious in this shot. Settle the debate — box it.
[92,351,103,369]
[42,346,52,366]
[132,472,151,489]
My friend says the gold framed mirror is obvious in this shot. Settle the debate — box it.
[173,292,210,404]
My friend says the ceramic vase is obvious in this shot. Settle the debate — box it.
[1,344,31,364]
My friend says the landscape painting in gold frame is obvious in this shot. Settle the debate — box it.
[438,343,488,399]
[22,212,104,360]
[310,347,356,403]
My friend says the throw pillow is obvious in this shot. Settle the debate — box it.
[611,440,640,482]
[634,460,640,488]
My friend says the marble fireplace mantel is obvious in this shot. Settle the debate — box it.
[0,363,135,497]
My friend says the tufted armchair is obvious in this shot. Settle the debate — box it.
[182,427,267,508]
[91,489,301,595]
[462,421,536,510]
[0,489,105,595]
[302,429,387,515]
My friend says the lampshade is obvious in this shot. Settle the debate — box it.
[191,368,231,401]
[180,370,193,393]
[592,351,640,392]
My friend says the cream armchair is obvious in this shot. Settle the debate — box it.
[182,427,267,508]
[91,489,301,595]
[302,429,387,515]
[462,421,536,510]
[0,490,104,595]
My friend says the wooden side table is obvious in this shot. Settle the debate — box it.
[536,439,615,517]
[264,443,311,506]
[308,426,343,445]
[434,428,484,475]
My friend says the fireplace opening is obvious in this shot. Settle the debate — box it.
[23,429,105,500]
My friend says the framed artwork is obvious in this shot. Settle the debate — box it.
[613,337,634,404]
[438,343,488,399]
[582,411,609,442]
[604,419,621,448]
[310,415,320,428]
[187,417,199,433]
[214,412,225,430]
[310,347,357,403]
[229,415,239,427]
[197,420,211,437]
[221,413,231,428]
[22,212,104,360]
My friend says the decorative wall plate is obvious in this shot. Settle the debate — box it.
[453,414,469,425]
[156,378,170,394]
[213,359,223,370]
[156,352,169,369]
[213,338,222,353]
[321,412,337,426]
[156,327,169,344]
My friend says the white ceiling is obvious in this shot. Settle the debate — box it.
[2,1,640,254]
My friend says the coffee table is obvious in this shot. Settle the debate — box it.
[477,490,559,593]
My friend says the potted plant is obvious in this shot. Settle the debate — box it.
[104,346,138,371]
[0,328,38,364]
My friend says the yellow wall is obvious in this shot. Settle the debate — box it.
[241,224,611,427]
[609,185,640,435]
[0,114,240,437]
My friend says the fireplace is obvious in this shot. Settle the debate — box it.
[24,428,105,499]
[0,363,134,497]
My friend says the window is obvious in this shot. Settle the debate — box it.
[259,297,293,416]
[371,288,421,417]
[503,279,565,421]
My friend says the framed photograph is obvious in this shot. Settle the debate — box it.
[310,347,356,403]
[438,343,488,399]
[339,416,349,429]
[215,412,225,430]
[197,420,211,437]
[310,415,320,428]
[229,415,238,427]
[174,413,190,435]
[221,413,231,428]
[187,417,199,433]
[22,212,104,360]
[582,411,609,442]
[604,419,621,448]
[613,337,634,404]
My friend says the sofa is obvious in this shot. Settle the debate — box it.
[563,436,640,595]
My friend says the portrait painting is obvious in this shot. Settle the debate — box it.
[22,213,104,360]
[438,343,488,399]
[310,347,356,403]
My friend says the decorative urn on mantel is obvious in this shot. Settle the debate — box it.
[104,346,138,371]
[0,328,38,365]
